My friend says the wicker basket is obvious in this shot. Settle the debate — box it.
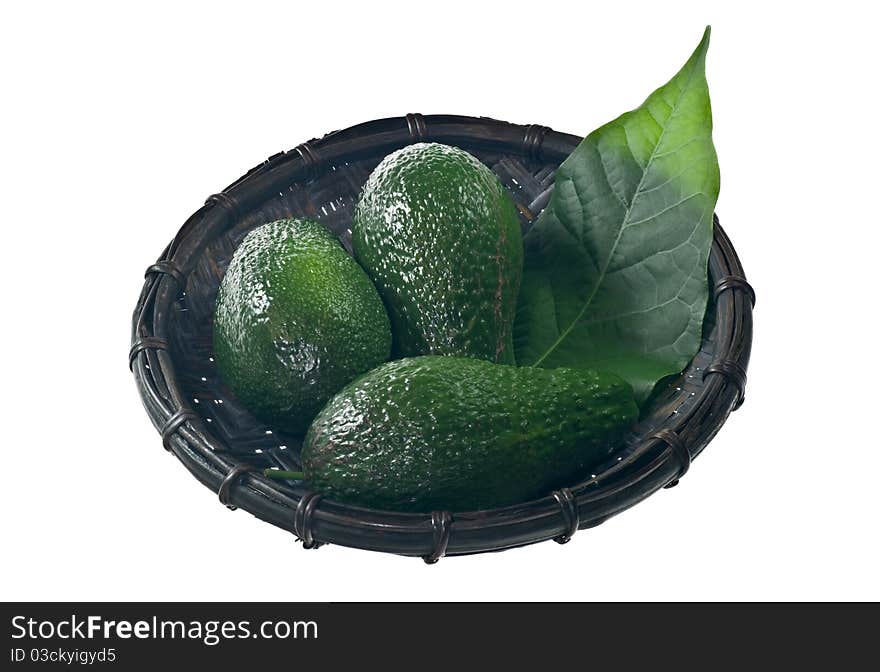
[129,113,754,562]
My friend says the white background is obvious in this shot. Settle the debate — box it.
[2,1,878,602]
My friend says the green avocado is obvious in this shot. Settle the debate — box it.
[352,142,523,364]
[302,356,638,512]
[213,218,391,435]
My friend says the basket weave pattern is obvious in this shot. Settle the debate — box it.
[130,114,754,561]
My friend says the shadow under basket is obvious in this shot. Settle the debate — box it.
[130,113,755,563]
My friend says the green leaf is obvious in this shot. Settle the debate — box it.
[514,27,719,405]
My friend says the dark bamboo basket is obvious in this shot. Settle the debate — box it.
[130,113,754,562]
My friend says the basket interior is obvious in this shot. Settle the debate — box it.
[167,143,718,483]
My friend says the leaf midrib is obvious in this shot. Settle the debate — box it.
[531,65,700,367]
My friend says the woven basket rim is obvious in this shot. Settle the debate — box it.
[130,113,754,561]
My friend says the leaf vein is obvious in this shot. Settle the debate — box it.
[620,192,704,229]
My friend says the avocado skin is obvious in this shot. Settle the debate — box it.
[302,356,638,512]
[352,143,523,364]
[213,218,391,435]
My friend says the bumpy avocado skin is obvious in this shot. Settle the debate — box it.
[302,357,638,512]
[352,143,523,364]
[213,218,392,435]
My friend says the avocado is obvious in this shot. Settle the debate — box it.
[302,356,638,512]
[213,218,391,434]
[352,142,523,364]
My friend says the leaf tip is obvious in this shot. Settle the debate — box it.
[680,25,711,76]
[696,25,711,59]
[694,26,712,56]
